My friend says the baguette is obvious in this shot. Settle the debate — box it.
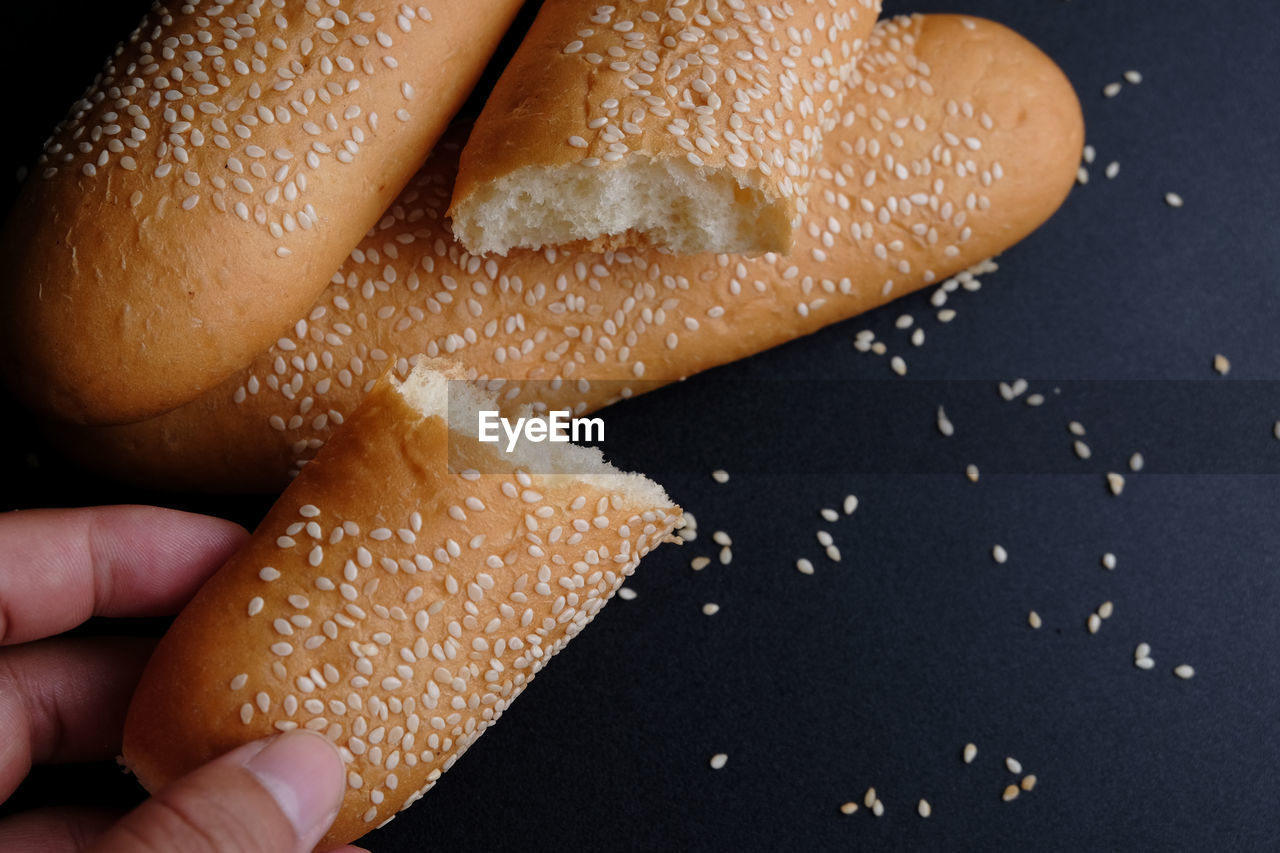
[0,0,525,425]
[121,358,683,847]
[59,14,1084,492]
[448,0,883,257]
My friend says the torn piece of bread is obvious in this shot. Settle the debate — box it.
[55,15,1084,492]
[121,358,682,847]
[448,0,883,256]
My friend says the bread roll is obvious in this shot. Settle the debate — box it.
[448,0,883,256]
[0,0,524,425]
[58,14,1084,493]
[121,358,683,847]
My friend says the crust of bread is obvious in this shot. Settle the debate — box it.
[448,0,883,256]
[121,359,682,847]
[57,15,1084,492]
[0,0,524,425]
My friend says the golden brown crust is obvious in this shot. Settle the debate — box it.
[58,15,1084,492]
[122,363,682,847]
[448,0,883,255]
[0,0,524,425]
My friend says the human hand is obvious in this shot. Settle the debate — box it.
[0,505,364,852]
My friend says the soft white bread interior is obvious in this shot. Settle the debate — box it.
[0,0,524,425]
[56,15,1084,492]
[121,358,682,848]
[448,0,883,256]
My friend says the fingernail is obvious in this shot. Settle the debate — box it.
[244,730,344,838]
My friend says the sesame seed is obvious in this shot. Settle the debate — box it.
[825,545,842,562]
[1005,756,1022,774]
[1124,70,1143,84]
[711,469,730,483]
[1074,440,1092,460]
[1107,473,1126,496]
[1082,145,1096,164]
[1213,354,1230,375]
[1165,192,1184,208]
[1103,82,1122,98]
[937,405,955,436]
[1025,393,1045,407]
[839,802,859,815]
[691,556,711,571]
[712,530,732,547]
[618,587,637,601]
[890,355,907,376]
[963,743,977,764]
[992,545,1008,564]
[1135,643,1152,659]
[1105,161,1120,179]
[1102,552,1117,570]
[1136,657,1156,670]
[1069,421,1087,436]
[709,753,728,770]
[702,603,720,616]
[966,464,980,483]
[719,546,732,565]
[1087,613,1102,634]
[843,495,858,515]
[1174,665,1196,680]
[864,787,877,808]
[1028,611,1042,629]
[1020,775,1037,792]
[1002,784,1020,802]
[816,530,833,547]
[872,800,885,817]
[1129,453,1145,472]
[796,558,815,575]
[820,508,839,523]
[1098,601,1114,619]
[917,799,932,818]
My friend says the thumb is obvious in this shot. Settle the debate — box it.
[90,731,347,853]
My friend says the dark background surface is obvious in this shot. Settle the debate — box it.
[2,1,1279,851]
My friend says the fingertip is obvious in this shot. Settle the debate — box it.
[242,730,346,844]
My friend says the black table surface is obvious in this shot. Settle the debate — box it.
[2,1,1278,851]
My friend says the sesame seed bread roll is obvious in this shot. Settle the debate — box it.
[121,358,683,847]
[59,14,1083,492]
[447,0,883,256]
[0,0,524,426]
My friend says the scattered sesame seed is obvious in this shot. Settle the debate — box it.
[896,314,914,329]
[966,464,980,483]
[1105,161,1120,179]
[937,308,957,323]
[937,405,955,437]
[821,508,840,523]
[1006,757,1022,774]
[1124,70,1143,84]
[1103,82,1122,98]
[713,531,732,546]
[1165,192,1184,208]
[963,743,977,764]
[1273,421,1280,440]
[890,355,907,376]
[1068,421,1087,436]
[1213,354,1230,375]
[992,544,1008,564]
[796,558,815,575]
[1135,657,1156,670]
[1074,440,1092,460]
[839,802,859,815]
[825,545,842,562]
[1102,552,1117,570]
[864,787,877,808]
[691,556,711,571]
[711,469,730,483]
[719,546,732,566]
[1076,166,1089,185]
[1107,473,1126,496]
[1020,775,1038,792]
[618,587,637,601]
[1174,665,1196,680]
[1135,643,1152,659]
[1098,601,1114,619]
[1002,784,1020,802]
[1082,145,1096,164]
[709,753,728,770]
[1028,611,1042,629]
[843,495,859,515]
[1087,613,1102,634]
[817,530,834,547]
[1129,453,1145,472]
[918,799,932,818]
[702,603,720,616]
[872,800,885,817]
